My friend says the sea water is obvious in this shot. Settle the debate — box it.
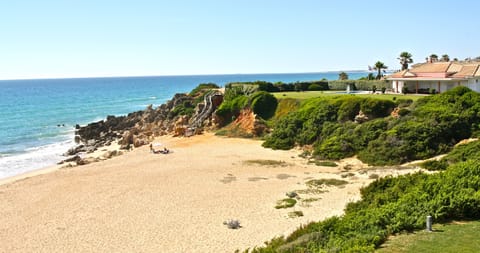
[0,72,368,179]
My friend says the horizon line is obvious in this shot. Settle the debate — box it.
[0,69,375,82]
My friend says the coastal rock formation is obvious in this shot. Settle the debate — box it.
[66,91,224,161]
[226,108,269,137]
[354,110,369,123]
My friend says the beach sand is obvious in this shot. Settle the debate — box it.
[0,133,418,253]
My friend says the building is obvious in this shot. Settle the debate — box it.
[387,62,480,93]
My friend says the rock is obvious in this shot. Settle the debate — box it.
[354,110,369,123]
[119,131,134,145]
[72,90,223,160]
[77,157,99,166]
[286,191,298,198]
[133,137,147,148]
[102,150,122,159]
[174,126,186,137]
[223,219,241,229]
[57,155,81,164]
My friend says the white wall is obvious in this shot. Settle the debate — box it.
[466,78,480,92]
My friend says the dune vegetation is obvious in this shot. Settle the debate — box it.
[264,86,480,166]
[234,86,480,252]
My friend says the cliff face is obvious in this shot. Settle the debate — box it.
[68,92,223,156]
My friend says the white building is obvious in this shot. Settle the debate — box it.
[387,62,480,93]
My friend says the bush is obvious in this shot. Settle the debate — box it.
[397,108,410,116]
[360,98,395,118]
[215,95,248,123]
[189,83,219,96]
[265,87,480,166]
[250,91,278,120]
[247,158,480,252]
[396,98,413,107]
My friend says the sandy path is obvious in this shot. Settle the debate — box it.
[0,134,416,253]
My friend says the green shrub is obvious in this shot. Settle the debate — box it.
[265,87,480,166]
[397,108,410,116]
[396,98,413,107]
[275,198,297,209]
[314,161,338,167]
[189,83,219,96]
[250,91,278,120]
[421,159,448,171]
[247,158,480,252]
[337,97,363,122]
[360,98,395,118]
[215,95,248,124]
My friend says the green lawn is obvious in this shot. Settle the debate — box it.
[377,221,480,253]
[272,91,425,101]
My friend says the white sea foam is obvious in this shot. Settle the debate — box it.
[0,137,75,180]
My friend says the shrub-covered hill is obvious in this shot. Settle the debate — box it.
[243,144,480,253]
[263,86,480,165]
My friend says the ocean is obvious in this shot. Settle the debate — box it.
[0,71,368,179]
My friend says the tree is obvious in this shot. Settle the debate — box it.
[441,54,450,62]
[373,61,388,79]
[367,73,375,80]
[398,52,413,70]
[429,54,439,62]
[338,72,349,80]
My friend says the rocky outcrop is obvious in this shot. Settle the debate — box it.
[354,110,369,123]
[229,109,269,137]
[67,91,224,159]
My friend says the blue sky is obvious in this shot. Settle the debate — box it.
[1,0,479,79]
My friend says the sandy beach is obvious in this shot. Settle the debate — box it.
[0,133,417,253]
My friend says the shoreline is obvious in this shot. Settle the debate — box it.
[0,132,420,252]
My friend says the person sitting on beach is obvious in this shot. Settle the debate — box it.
[151,145,170,154]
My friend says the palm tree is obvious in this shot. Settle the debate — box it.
[429,54,439,62]
[441,54,450,62]
[373,61,388,79]
[398,52,413,70]
[338,71,349,80]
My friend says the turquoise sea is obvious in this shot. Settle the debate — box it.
[0,71,368,179]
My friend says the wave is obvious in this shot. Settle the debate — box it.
[0,138,75,179]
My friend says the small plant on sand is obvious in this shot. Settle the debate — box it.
[306,178,348,188]
[341,172,356,178]
[275,198,297,209]
[300,197,321,207]
[342,164,353,171]
[298,150,311,158]
[286,191,298,198]
[314,161,338,167]
[369,173,379,179]
[244,159,289,167]
[223,219,241,229]
[288,211,304,218]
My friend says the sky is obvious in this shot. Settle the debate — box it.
[0,0,479,80]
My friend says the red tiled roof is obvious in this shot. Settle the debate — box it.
[388,62,480,79]
[409,62,451,73]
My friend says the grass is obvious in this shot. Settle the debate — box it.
[308,160,338,167]
[288,211,304,218]
[215,125,254,138]
[243,159,289,167]
[272,98,301,120]
[306,178,348,187]
[377,221,480,253]
[300,197,321,207]
[275,198,297,209]
[272,91,423,101]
